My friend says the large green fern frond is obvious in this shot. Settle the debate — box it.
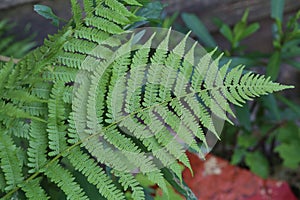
[0,0,294,199]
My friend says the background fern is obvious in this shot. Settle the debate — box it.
[0,19,35,60]
[0,0,293,199]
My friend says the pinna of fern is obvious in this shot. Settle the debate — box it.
[0,0,294,200]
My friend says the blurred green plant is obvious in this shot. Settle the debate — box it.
[181,0,300,186]
[0,19,36,59]
[135,166,196,200]
[128,1,179,29]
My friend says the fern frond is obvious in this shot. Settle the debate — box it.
[104,0,137,18]
[122,0,142,6]
[85,17,124,34]
[159,104,201,152]
[117,111,186,170]
[14,29,72,85]
[67,147,126,200]
[43,161,89,200]
[123,34,155,113]
[142,30,170,108]
[83,137,129,172]
[5,90,45,104]
[191,50,212,89]
[0,169,5,192]
[63,38,96,54]
[0,62,13,92]
[70,0,82,26]
[106,46,132,121]
[57,52,85,69]
[95,6,131,25]
[21,178,49,200]
[43,66,78,82]
[0,102,46,122]
[184,96,217,136]
[67,114,80,144]
[104,125,158,173]
[31,82,52,100]
[0,133,24,191]
[74,27,110,44]
[114,170,145,200]
[47,82,68,156]
[146,171,168,196]
[27,121,48,173]
[6,119,30,139]
[82,0,94,17]
[62,86,73,104]
[24,102,47,117]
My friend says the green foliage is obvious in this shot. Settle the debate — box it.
[181,3,300,183]
[245,151,270,178]
[128,1,166,29]
[34,5,63,27]
[275,123,300,169]
[0,1,294,199]
[181,13,217,48]
[215,9,260,54]
[271,0,285,21]
[143,177,184,200]
[0,20,35,58]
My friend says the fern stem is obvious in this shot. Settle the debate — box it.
[0,55,20,64]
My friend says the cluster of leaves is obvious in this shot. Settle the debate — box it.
[0,0,294,199]
[181,0,300,186]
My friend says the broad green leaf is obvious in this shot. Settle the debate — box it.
[154,182,183,200]
[220,24,233,43]
[241,9,249,23]
[240,23,260,40]
[286,60,300,70]
[266,51,281,80]
[245,152,270,178]
[162,168,197,200]
[277,95,300,117]
[231,148,246,165]
[271,0,285,37]
[212,17,223,28]
[34,5,61,27]
[275,123,300,171]
[235,104,251,131]
[281,38,300,58]
[232,10,250,43]
[276,122,299,143]
[136,1,165,21]
[237,134,256,148]
[128,1,165,28]
[233,21,246,43]
[271,0,285,21]
[261,94,281,121]
[136,174,155,187]
[182,13,217,47]
[162,12,179,28]
[275,143,300,169]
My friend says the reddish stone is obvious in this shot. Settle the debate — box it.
[183,152,297,200]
